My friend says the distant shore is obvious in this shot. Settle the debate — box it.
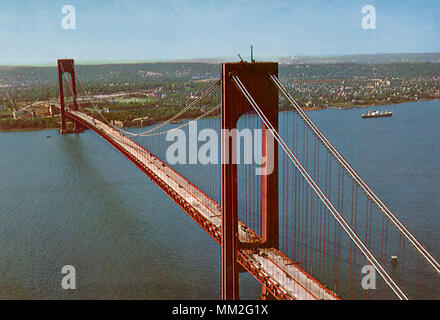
[1,97,438,133]
[326,96,439,110]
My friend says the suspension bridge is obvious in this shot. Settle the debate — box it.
[53,59,439,300]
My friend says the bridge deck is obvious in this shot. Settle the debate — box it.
[62,108,338,300]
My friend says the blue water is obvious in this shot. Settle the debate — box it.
[309,102,440,257]
[0,100,439,299]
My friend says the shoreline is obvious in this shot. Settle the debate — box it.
[0,127,59,133]
[1,97,439,133]
[325,96,439,111]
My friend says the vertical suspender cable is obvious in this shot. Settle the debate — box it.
[270,75,440,276]
[232,74,408,300]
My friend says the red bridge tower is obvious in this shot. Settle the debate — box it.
[58,59,83,134]
[221,62,279,300]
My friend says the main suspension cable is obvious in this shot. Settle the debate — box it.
[73,69,220,135]
[139,104,220,137]
[231,74,408,300]
[59,64,220,138]
[270,74,440,276]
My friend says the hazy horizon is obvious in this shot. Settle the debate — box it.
[1,51,440,67]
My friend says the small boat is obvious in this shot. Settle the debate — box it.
[362,109,393,118]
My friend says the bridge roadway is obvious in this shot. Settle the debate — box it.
[61,108,339,300]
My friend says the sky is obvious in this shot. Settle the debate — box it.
[0,0,439,65]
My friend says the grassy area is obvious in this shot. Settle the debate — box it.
[112,96,155,105]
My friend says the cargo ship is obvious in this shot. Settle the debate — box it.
[361,109,393,118]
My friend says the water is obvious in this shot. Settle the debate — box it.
[309,101,440,257]
[0,100,439,299]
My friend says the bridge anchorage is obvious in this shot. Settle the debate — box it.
[55,59,440,300]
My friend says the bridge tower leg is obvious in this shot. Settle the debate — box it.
[57,59,80,134]
[221,62,279,300]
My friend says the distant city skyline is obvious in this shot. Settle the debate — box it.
[1,0,440,65]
